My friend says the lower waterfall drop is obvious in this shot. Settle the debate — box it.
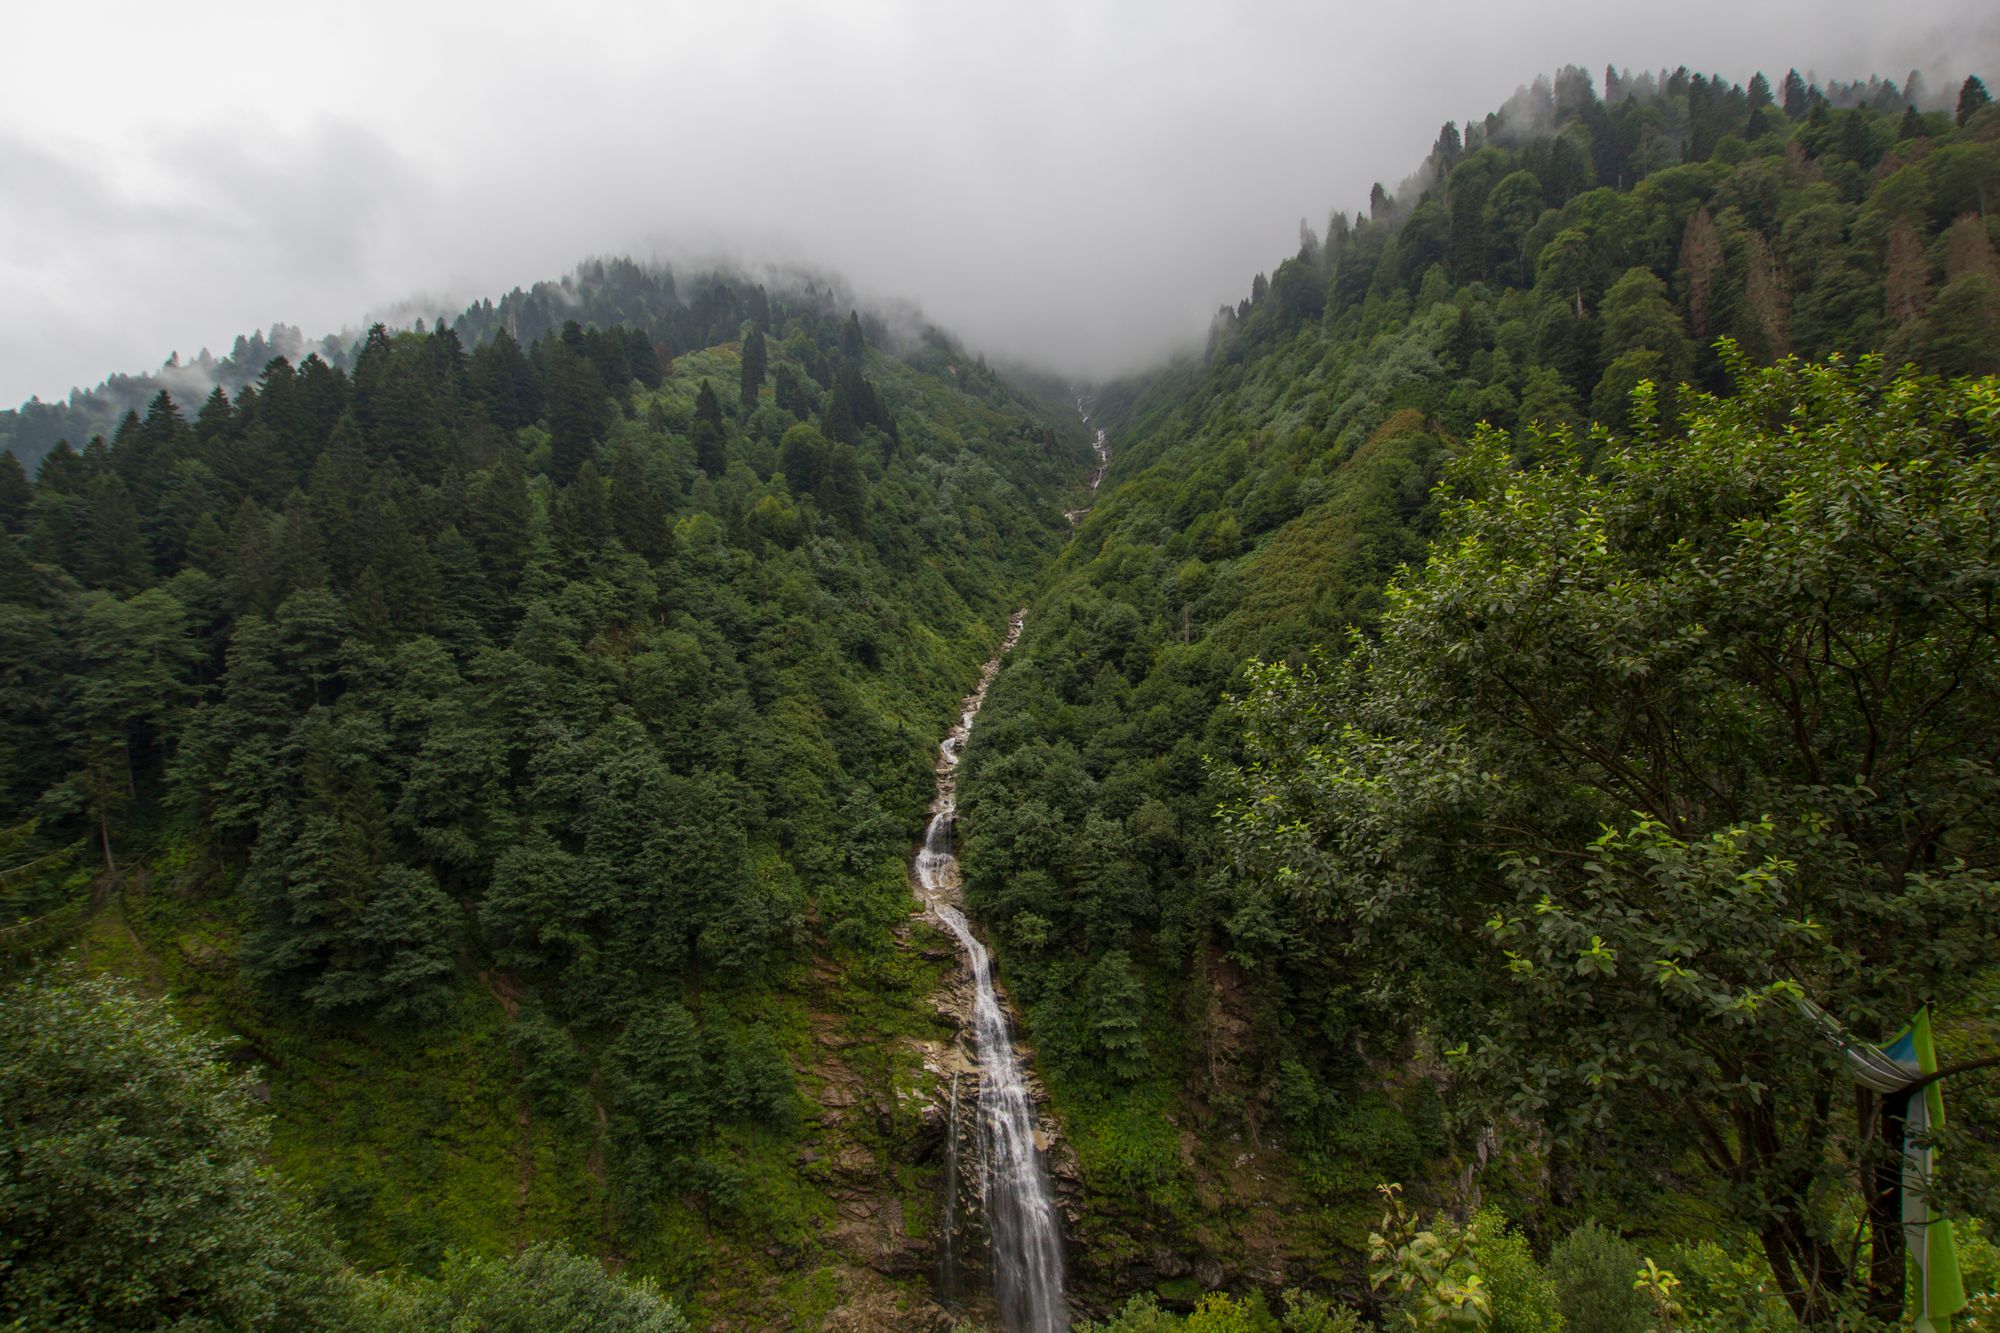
[939,1070,961,1307]
[916,613,1068,1332]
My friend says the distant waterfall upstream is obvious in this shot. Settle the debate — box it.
[916,611,1069,1332]
[1064,395,1112,526]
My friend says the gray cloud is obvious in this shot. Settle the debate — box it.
[2,0,1996,405]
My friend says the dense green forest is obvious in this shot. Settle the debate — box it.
[956,62,2000,1327]
[0,266,1091,1326]
[4,57,2000,1333]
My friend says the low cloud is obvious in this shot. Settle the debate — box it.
[3,0,1995,405]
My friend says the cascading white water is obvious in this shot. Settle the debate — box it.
[939,1070,962,1306]
[1063,396,1111,526]
[916,613,1068,1332]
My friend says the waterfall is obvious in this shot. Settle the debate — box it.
[916,612,1068,1332]
[939,1070,962,1306]
[1063,396,1112,526]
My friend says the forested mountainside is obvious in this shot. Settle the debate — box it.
[0,260,887,477]
[960,63,2000,1326]
[3,57,1999,1333]
[0,269,1092,1327]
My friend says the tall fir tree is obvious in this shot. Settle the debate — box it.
[692,380,727,477]
[1958,74,1991,127]
[738,327,767,411]
[1782,68,1808,119]
[0,450,31,532]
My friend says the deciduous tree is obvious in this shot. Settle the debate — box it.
[1223,354,2000,1324]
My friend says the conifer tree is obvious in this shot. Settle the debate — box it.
[1449,189,1486,284]
[544,345,610,484]
[28,442,75,494]
[738,327,767,409]
[772,363,810,419]
[194,386,234,443]
[172,613,292,840]
[1085,950,1148,1080]
[78,476,150,593]
[554,462,612,552]
[0,450,32,532]
[610,999,708,1173]
[692,380,727,476]
[1957,74,1991,127]
[609,440,669,561]
[470,327,540,430]
[1742,230,1793,357]
[816,443,868,534]
[1431,121,1462,173]
[466,450,532,592]
[1782,68,1808,119]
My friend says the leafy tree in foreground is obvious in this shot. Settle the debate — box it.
[0,970,345,1330]
[1222,355,2000,1324]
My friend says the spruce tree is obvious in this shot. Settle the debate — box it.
[78,476,150,593]
[1959,74,1992,127]
[554,462,612,552]
[738,327,767,409]
[545,344,611,484]
[609,440,668,561]
[194,386,234,442]
[1782,68,1808,119]
[1085,950,1148,1080]
[816,443,867,533]
[466,450,532,590]
[470,327,540,430]
[0,450,31,532]
[692,380,727,476]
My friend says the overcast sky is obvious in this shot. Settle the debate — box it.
[2,0,1995,406]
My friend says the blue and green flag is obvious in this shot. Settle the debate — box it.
[1883,1009,1966,1332]
[1800,1000,1967,1329]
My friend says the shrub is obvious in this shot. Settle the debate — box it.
[1471,1208,1562,1332]
[1549,1220,1650,1333]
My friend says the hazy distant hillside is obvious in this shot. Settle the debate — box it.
[0,259,912,475]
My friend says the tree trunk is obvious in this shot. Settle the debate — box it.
[1864,1089,1910,1322]
[1745,1094,1847,1326]
[1761,1217,1849,1325]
